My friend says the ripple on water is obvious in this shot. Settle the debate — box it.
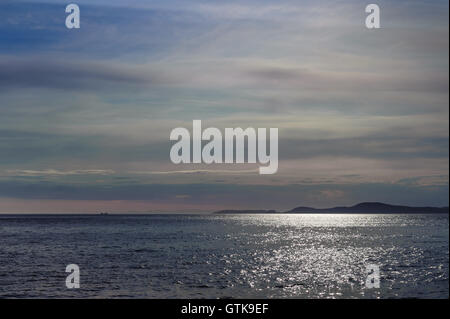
[0,214,448,298]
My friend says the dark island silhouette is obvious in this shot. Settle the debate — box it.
[213,202,449,214]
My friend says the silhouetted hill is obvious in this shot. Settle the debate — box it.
[289,202,448,214]
[213,202,449,214]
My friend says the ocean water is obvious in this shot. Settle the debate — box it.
[0,213,448,299]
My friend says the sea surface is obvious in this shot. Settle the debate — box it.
[0,213,448,298]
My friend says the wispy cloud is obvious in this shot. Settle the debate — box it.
[133,169,259,175]
[0,57,172,91]
[5,169,115,176]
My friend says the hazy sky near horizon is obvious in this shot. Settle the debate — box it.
[0,0,448,212]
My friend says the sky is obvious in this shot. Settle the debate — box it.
[0,0,448,212]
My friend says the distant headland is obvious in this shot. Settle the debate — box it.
[213,202,449,214]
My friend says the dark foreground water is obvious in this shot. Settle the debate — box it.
[0,214,448,298]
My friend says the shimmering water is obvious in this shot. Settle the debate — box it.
[0,214,448,298]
